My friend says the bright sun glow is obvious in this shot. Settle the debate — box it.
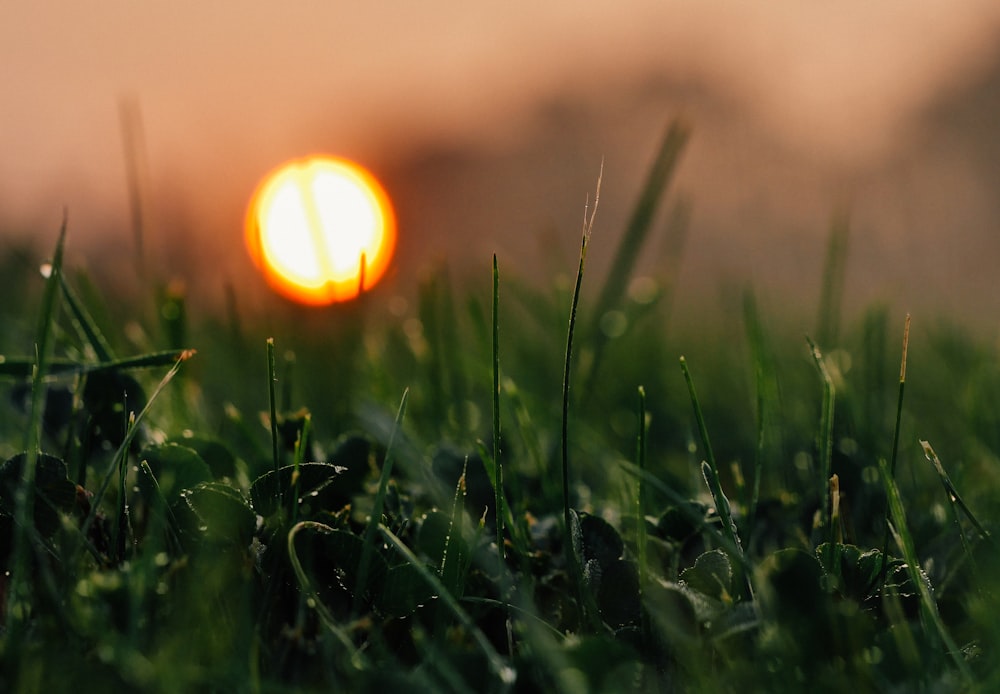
[245,156,396,305]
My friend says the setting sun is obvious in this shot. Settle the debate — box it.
[245,156,396,305]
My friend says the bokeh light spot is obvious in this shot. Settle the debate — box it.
[246,156,396,305]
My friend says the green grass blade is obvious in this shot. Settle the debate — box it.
[880,314,911,591]
[80,349,195,541]
[636,385,648,591]
[879,458,973,683]
[805,336,835,535]
[286,521,367,669]
[561,166,600,629]
[816,209,850,348]
[742,287,770,546]
[679,357,750,597]
[379,523,516,690]
[492,254,504,568]
[920,440,993,546]
[354,388,409,617]
[0,349,196,378]
[584,122,690,391]
[59,273,115,362]
[290,413,312,527]
[6,218,67,640]
[266,338,280,506]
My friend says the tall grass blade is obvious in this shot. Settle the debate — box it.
[679,357,750,596]
[816,210,850,348]
[805,336,835,534]
[59,273,115,362]
[286,521,367,669]
[492,254,504,567]
[266,338,280,505]
[290,413,312,527]
[921,440,993,546]
[880,314,910,591]
[585,121,690,389]
[81,350,195,541]
[120,97,151,274]
[742,287,770,545]
[636,385,648,591]
[6,218,67,640]
[354,388,409,617]
[0,349,196,378]
[561,166,600,627]
[879,458,973,683]
[379,524,516,689]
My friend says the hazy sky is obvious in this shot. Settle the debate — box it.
[4,2,1000,318]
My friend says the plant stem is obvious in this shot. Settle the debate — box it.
[880,314,910,592]
[492,254,504,568]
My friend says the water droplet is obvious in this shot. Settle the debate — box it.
[39,263,53,278]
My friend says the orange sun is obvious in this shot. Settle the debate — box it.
[245,156,396,305]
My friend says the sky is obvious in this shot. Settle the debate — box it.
[4,2,1000,321]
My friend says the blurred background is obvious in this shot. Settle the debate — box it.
[4,2,1000,325]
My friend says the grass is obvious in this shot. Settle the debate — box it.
[2,121,1000,691]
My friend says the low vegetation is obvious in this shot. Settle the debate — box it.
[2,124,999,692]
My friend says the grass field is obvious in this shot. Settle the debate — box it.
[2,123,999,692]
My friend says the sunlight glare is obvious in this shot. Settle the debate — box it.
[246,156,396,305]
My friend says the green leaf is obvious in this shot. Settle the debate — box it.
[176,482,255,546]
[579,512,624,570]
[376,562,438,618]
[174,435,239,479]
[680,549,733,601]
[138,443,212,504]
[250,462,347,518]
[289,523,389,611]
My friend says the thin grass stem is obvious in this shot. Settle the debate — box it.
[266,338,280,507]
[354,388,409,617]
[561,165,601,628]
[879,458,973,683]
[636,385,648,591]
[679,357,750,597]
[6,219,67,638]
[379,524,516,689]
[805,336,835,538]
[921,440,993,546]
[880,314,910,592]
[492,254,504,567]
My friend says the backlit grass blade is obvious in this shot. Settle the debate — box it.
[266,338,280,505]
[679,356,750,597]
[477,441,527,559]
[492,254,504,568]
[585,121,690,388]
[636,386,648,590]
[354,388,409,617]
[379,524,516,690]
[920,440,993,546]
[286,521,367,669]
[0,349,196,379]
[880,314,911,591]
[290,413,312,526]
[6,218,67,638]
[879,458,973,683]
[742,287,771,545]
[816,210,850,348]
[561,165,600,629]
[59,273,115,362]
[805,336,835,536]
